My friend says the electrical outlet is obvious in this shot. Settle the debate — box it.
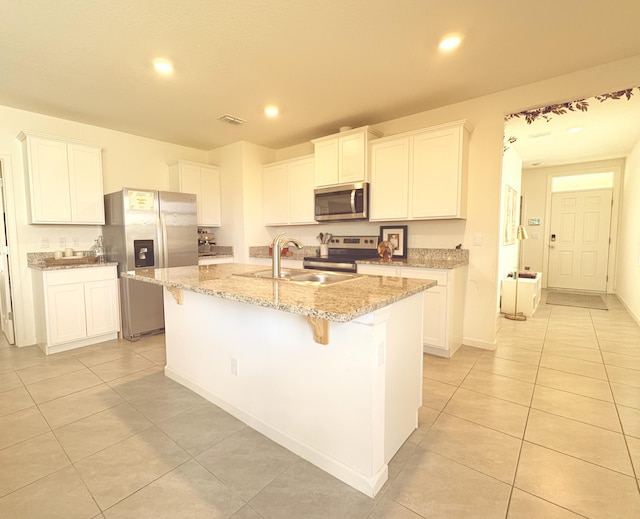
[59,237,66,248]
[72,237,80,247]
[231,357,239,376]
[41,238,49,248]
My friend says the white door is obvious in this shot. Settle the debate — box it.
[547,189,612,291]
[0,177,14,344]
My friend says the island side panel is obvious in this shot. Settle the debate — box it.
[161,287,423,497]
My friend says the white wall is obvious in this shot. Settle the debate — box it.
[617,139,640,322]
[0,105,208,346]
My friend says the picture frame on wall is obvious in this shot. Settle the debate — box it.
[503,184,518,245]
[379,225,408,259]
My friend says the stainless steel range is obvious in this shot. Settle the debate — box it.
[303,235,379,273]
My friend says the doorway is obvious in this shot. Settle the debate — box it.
[0,161,15,344]
[547,188,613,291]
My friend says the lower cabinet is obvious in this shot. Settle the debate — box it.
[357,263,467,358]
[32,265,120,354]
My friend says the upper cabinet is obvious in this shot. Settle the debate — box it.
[370,120,470,221]
[18,132,105,224]
[262,155,316,226]
[312,126,382,187]
[169,160,221,227]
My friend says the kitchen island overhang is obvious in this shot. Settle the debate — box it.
[123,264,436,497]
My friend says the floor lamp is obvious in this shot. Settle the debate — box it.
[505,225,529,321]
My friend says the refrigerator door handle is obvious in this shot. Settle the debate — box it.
[160,212,169,268]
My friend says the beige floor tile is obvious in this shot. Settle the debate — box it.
[618,405,640,438]
[248,460,376,519]
[54,403,153,462]
[603,351,640,370]
[385,447,511,519]
[462,369,534,406]
[536,367,613,402]
[611,382,640,409]
[0,346,48,373]
[515,442,640,518]
[72,344,133,368]
[104,459,244,519]
[369,496,424,519]
[135,346,166,365]
[0,371,22,392]
[424,413,521,483]
[74,427,189,510]
[89,354,155,382]
[38,383,124,429]
[607,365,640,388]
[387,439,418,480]
[16,357,86,386]
[525,408,633,475]
[542,341,603,362]
[421,377,457,410]
[531,385,621,432]
[0,432,70,497]
[597,331,640,344]
[106,366,173,401]
[0,407,50,450]
[443,387,529,438]
[128,382,207,423]
[408,405,440,444]
[599,339,640,357]
[473,356,538,383]
[423,360,473,386]
[0,465,99,519]
[196,427,298,501]
[544,333,599,348]
[539,353,607,380]
[230,506,264,519]
[485,345,541,365]
[507,488,590,518]
[25,368,103,404]
[494,336,544,352]
[157,402,246,456]
[0,386,35,418]
[626,436,640,476]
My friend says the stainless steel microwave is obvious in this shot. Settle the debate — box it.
[314,182,369,222]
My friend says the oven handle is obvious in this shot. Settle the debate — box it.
[350,189,356,213]
[303,260,357,273]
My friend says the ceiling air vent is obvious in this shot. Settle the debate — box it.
[218,114,246,125]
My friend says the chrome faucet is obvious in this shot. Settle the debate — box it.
[272,232,304,278]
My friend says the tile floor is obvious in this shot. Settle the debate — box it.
[1,292,639,518]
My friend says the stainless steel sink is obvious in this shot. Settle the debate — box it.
[234,269,362,286]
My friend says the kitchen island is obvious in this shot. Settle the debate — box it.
[123,263,435,497]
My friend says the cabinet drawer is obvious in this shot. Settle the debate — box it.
[44,266,116,285]
[399,268,448,286]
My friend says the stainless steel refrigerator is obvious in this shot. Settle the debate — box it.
[103,188,198,341]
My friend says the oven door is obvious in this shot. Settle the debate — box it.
[302,258,357,273]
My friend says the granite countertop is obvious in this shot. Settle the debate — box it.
[356,257,468,269]
[27,252,118,271]
[122,263,436,323]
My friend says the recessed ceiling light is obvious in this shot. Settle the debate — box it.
[153,59,174,74]
[439,35,462,51]
[568,127,583,133]
[264,106,279,117]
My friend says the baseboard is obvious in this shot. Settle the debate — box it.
[461,336,496,351]
[615,292,640,327]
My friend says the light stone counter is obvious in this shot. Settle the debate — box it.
[122,263,435,323]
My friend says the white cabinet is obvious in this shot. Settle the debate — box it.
[312,126,382,187]
[357,263,467,358]
[501,272,542,317]
[18,132,105,224]
[169,160,221,226]
[262,155,316,226]
[32,266,120,355]
[370,120,470,221]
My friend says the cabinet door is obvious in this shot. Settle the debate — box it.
[422,285,447,350]
[262,163,289,225]
[28,137,72,223]
[46,284,86,345]
[339,132,366,183]
[411,128,461,218]
[85,279,119,336]
[288,158,316,224]
[68,144,105,224]
[370,137,410,221]
[314,139,339,187]
[176,162,202,222]
[200,166,221,226]
[357,264,396,276]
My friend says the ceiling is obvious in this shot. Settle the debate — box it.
[2,0,640,155]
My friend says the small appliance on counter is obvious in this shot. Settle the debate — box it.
[198,228,217,255]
